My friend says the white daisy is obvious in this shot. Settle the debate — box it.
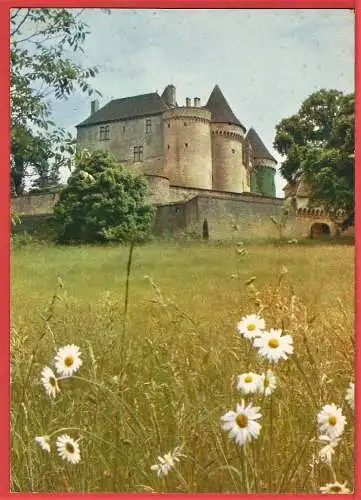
[54,344,82,377]
[318,435,341,464]
[253,329,293,363]
[345,382,354,410]
[259,370,277,397]
[237,372,262,394]
[236,314,265,340]
[221,400,262,447]
[317,403,346,440]
[150,446,185,478]
[320,481,351,494]
[41,366,60,398]
[35,436,51,453]
[56,434,81,464]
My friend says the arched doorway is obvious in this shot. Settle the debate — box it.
[310,223,330,238]
[202,219,209,240]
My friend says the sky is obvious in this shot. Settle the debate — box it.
[49,8,355,197]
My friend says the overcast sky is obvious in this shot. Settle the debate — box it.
[51,8,354,197]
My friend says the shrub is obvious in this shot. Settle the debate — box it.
[53,150,155,244]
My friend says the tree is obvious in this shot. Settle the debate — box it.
[10,8,104,195]
[274,89,354,221]
[53,150,155,244]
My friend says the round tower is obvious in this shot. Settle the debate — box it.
[206,85,249,193]
[246,127,277,197]
[210,123,248,192]
[163,104,212,189]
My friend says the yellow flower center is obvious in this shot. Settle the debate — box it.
[268,338,279,349]
[328,416,337,426]
[329,486,342,493]
[247,323,256,331]
[244,376,253,383]
[64,355,74,367]
[50,377,56,387]
[236,414,248,428]
[65,442,75,454]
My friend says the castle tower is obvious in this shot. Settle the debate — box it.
[206,85,248,193]
[246,127,277,197]
[163,99,212,189]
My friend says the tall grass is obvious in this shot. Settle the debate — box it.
[10,241,354,492]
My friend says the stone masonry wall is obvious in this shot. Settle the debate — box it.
[11,193,59,215]
[76,115,165,176]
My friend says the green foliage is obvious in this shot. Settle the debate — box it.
[53,150,155,244]
[274,89,354,215]
[10,8,107,195]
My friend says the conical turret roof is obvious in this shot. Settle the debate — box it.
[205,85,246,131]
[246,127,277,163]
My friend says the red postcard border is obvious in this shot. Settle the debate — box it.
[2,1,359,498]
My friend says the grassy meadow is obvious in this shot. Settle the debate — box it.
[10,240,355,493]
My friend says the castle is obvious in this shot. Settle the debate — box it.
[76,84,278,204]
[11,85,350,241]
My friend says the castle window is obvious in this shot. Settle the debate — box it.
[99,125,110,141]
[185,143,188,148]
[184,122,187,126]
[167,123,170,128]
[123,126,126,133]
[133,146,143,162]
[167,144,170,149]
[145,119,152,134]
[232,148,235,154]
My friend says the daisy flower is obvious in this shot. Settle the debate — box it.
[236,314,265,340]
[221,399,262,447]
[35,436,51,453]
[253,329,293,363]
[54,344,82,377]
[320,481,350,494]
[237,372,262,394]
[345,382,354,410]
[41,367,60,398]
[317,403,346,440]
[317,435,341,464]
[259,370,277,397]
[56,434,81,464]
[150,446,185,478]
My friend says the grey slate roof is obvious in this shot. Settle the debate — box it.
[76,92,169,127]
[205,85,246,131]
[245,127,277,163]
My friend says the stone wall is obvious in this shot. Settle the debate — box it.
[11,191,352,241]
[188,195,284,239]
[11,193,59,215]
[76,114,164,176]
[168,184,283,204]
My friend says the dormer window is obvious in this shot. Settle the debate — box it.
[145,119,152,134]
[99,125,110,141]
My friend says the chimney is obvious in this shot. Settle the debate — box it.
[185,97,191,107]
[194,97,200,107]
[91,100,99,115]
